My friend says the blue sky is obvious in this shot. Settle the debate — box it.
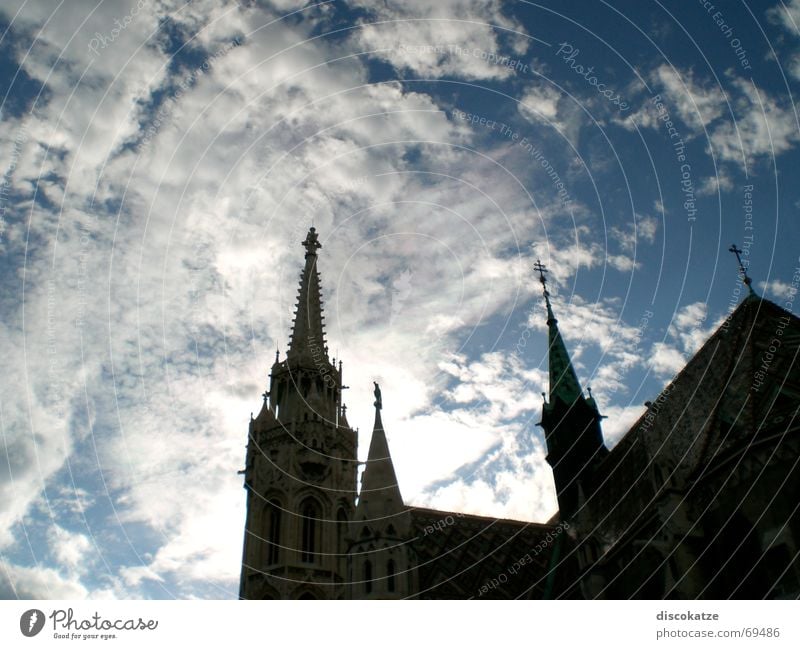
[0,0,799,599]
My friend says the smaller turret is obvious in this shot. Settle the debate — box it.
[347,385,417,598]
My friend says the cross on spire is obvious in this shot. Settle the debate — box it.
[533,259,556,324]
[728,244,754,294]
[533,259,550,297]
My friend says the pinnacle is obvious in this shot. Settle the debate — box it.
[286,228,328,361]
[357,399,404,517]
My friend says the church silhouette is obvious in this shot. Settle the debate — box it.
[238,228,800,599]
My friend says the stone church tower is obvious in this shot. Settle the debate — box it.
[239,227,358,599]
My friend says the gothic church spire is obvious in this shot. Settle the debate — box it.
[533,260,607,519]
[239,227,358,600]
[535,260,584,406]
[287,227,328,361]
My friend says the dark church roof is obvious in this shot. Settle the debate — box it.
[407,506,575,599]
[580,294,800,544]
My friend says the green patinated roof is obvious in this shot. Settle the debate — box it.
[545,297,584,405]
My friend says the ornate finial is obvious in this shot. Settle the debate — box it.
[275,348,280,363]
[373,381,382,410]
[262,390,268,403]
[728,244,754,294]
[302,227,322,258]
[587,386,592,398]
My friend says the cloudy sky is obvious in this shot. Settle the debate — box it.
[1,0,799,599]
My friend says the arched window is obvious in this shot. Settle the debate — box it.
[301,500,318,563]
[265,501,281,565]
[387,559,396,593]
[337,508,348,553]
[364,560,373,594]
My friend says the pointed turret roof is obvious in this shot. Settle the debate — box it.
[338,403,350,429]
[357,396,404,517]
[533,260,584,406]
[252,394,277,431]
[287,227,328,361]
[545,294,584,405]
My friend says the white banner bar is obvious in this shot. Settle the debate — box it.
[0,600,797,648]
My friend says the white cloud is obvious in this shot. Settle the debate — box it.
[519,84,561,120]
[639,215,659,243]
[649,342,686,378]
[647,301,725,380]
[392,411,499,499]
[710,77,800,166]
[0,560,94,599]
[650,65,726,132]
[601,404,648,446]
[617,64,800,169]
[124,484,245,591]
[348,0,530,81]
[438,351,545,422]
[696,170,735,196]
[119,564,165,589]
[667,301,709,354]
[767,0,800,33]
[47,524,92,573]
[790,54,800,82]
[613,65,725,134]
[758,278,798,300]
[417,424,558,523]
[533,226,641,282]
[517,82,585,147]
